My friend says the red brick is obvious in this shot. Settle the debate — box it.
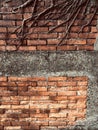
[38,33,57,39]
[0,20,15,26]
[27,40,46,45]
[37,46,56,51]
[32,27,48,33]
[87,39,95,45]
[57,45,76,51]
[47,39,59,45]
[68,33,78,38]
[55,27,65,32]
[70,26,80,32]
[9,34,17,39]
[26,34,38,39]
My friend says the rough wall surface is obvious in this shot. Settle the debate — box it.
[0,0,98,129]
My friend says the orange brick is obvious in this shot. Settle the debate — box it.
[6,46,16,51]
[30,96,49,101]
[31,77,46,81]
[77,81,88,86]
[48,76,67,81]
[37,81,47,86]
[48,81,57,86]
[72,76,88,81]
[49,113,67,118]
[0,46,6,51]
[0,76,87,128]
[0,27,6,33]
[49,121,67,126]
[0,40,6,45]
[9,34,17,39]
[8,77,18,81]
[91,27,97,33]
[18,46,36,51]
[0,82,8,87]
[58,91,76,96]
[30,113,48,118]
[1,101,19,105]
[68,39,86,45]
[54,96,67,101]
[57,81,77,87]
[0,77,7,82]
[68,103,77,109]
[68,96,87,100]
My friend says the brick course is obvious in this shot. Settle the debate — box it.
[0,76,88,130]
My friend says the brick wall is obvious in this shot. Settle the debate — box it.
[0,76,88,130]
[0,0,97,51]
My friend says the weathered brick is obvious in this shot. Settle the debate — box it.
[77,45,94,51]
[6,46,16,51]
[4,126,21,130]
[57,45,77,51]
[0,46,6,51]
[0,40,6,45]
[27,40,46,45]
[0,77,7,82]
[47,39,59,45]
[91,27,97,33]
[57,81,77,87]
[38,33,57,39]
[18,46,36,51]
[37,46,56,51]
[68,39,86,45]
